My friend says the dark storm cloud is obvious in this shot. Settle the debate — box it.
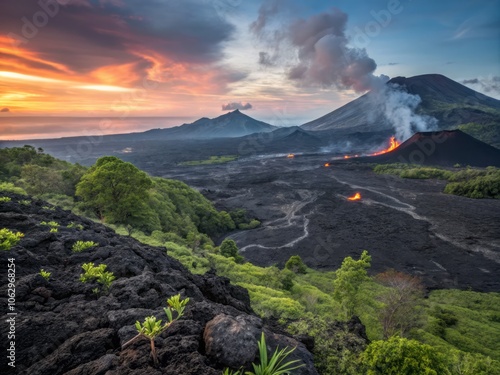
[1,0,236,77]
[462,78,479,85]
[0,108,10,112]
[222,102,253,111]
[251,4,388,92]
[461,76,500,96]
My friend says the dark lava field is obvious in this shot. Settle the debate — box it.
[6,134,499,292]
[151,154,500,293]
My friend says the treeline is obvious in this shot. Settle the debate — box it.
[373,164,500,199]
[0,146,259,242]
[459,122,500,149]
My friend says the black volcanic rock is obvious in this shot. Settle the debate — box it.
[0,194,318,375]
[302,74,500,134]
[368,130,500,167]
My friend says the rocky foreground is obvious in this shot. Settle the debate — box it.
[0,193,331,374]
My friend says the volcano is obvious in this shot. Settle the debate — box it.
[301,74,500,134]
[368,130,500,167]
[144,109,277,140]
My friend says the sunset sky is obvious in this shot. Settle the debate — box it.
[0,0,499,139]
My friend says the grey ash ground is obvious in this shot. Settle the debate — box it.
[154,155,500,292]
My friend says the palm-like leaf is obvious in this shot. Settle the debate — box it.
[247,333,304,375]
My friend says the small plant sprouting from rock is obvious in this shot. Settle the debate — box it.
[0,228,24,251]
[223,332,304,375]
[39,269,51,281]
[79,262,115,293]
[18,199,32,206]
[67,222,84,230]
[0,196,11,202]
[72,240,98,253]
[42,205,56,211]
[40,221,60,233]
[122,294,190,367]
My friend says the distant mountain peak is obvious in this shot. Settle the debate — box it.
[302,73,500,133]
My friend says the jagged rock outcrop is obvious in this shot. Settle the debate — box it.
[0,193,318,375]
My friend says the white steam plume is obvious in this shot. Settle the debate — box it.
[251,2,438,140]
[381,84,438,141]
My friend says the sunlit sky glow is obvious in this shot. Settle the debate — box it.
[0,0,499,139]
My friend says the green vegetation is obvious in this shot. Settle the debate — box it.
[18,199,31,206]
[123,294,189,367]
[0,228,24,250]
[374,164,500,199]
[0,182,27,195]
[220,239,244,263]
[72,240,98,253]
[223,332,304,375]
[361,336,449,375]
[0,145,86,200]
[285,255,307,274]
[79,262,115,293]
[333,250,371,320]
[459,122,500,149]
[67,222,84,230]
[39,269,51,281]
[40,221,60,232]
[4,146,500,373]
[179,155,238,166]
[0,196,11,202]
[250,332,304,375]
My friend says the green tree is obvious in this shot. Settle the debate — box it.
[285,255,307,274]
[76,156,153,228]
[20,164,65,195]
[333,250,371,320]
[220,239,243,263]
[361,336,450,375]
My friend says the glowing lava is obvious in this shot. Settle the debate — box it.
[370,136,400,156]
[324,162,330,167]
[347,192,361,201]
[287,154,295,158]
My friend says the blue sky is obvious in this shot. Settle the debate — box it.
[0,0,498,138]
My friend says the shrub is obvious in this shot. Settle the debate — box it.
[39,269,51,281]
[18,199,32,206]
[40,221,60,232]
[123,294,189,367]
[0,228,24,250]
[220,239,244,263]
[361,336,449,375]
[72,240,98,253]
[285,255,307,274]
[79,262,115,293]
[67,222,84,230]
[0,196,11,202]
[249,332,304,375]
[0,182,27,195]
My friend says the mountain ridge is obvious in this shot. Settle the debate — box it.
[301,74,500,135]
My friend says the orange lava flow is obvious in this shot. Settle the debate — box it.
[287,154,295,158]
[324,162,330,167]
[347,192,361,201]
[370,136,400,156]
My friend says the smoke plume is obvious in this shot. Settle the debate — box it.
[251,2,438,140]
[381,84,438,140]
